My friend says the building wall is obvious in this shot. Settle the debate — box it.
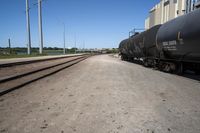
[186,0,200,12]
[155,3,162,25]
[149,8,156,28]
[169,0,177,19]
[145,17,150,30]
[179,0,186,15]
[144,0,200,30]
[145,0,188,30]
[195,0,200,8]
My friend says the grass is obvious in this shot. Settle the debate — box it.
[0,49,65,59]
[0,50,80,59]
[0,54,47,59]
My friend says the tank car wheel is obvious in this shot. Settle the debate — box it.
[164,64,171,72]
[143,59,149,67]
[121,56,124,60]
[176,63,184,75]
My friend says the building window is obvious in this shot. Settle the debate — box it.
[177,10,179,14]
[164,0,170,6]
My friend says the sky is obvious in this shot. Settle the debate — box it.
[0,0,159,49]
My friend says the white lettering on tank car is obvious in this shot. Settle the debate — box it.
[163,42,168,46]
[169,40,177,45]
[163,40,177,51]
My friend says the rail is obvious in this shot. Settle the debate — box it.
[0,54,91,96]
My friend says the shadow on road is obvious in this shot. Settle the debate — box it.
[182,71,200,81]
[123,59,200,82]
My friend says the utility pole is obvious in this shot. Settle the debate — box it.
[38,0,43,54]
[8,38,11,54]
[83,41,85,53]
[26,0,31,55]
[74,35,76,54]
[63,23,66,54]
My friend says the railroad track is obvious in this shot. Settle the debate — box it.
[0,54,90,96]
[0,54,85,68]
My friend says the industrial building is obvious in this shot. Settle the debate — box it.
[145,0,200,29]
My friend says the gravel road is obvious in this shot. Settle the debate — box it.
[0,55,200,133]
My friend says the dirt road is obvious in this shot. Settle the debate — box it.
[0,55,200,133]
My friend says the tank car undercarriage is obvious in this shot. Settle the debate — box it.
[120,53,200,75]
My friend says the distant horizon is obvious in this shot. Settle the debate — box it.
[0,46,117,49]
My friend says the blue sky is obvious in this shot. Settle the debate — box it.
[0,0,159,48]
